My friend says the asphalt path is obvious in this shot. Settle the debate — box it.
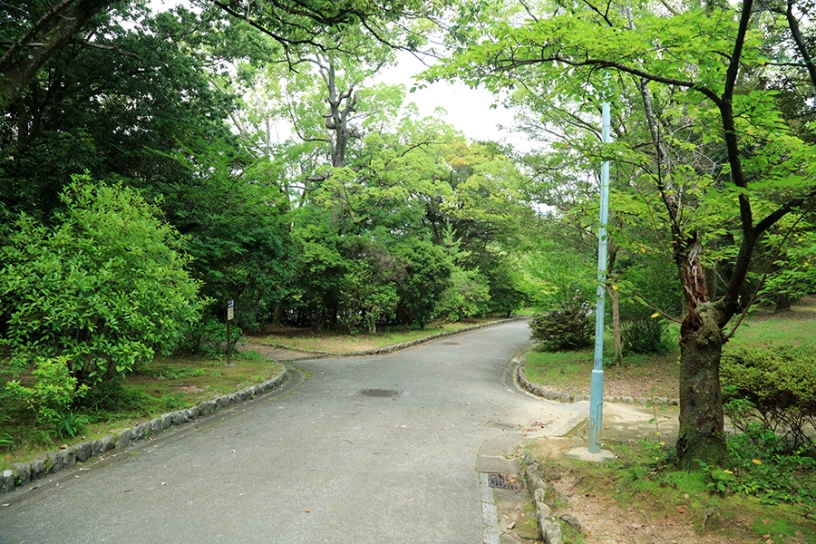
[0,321,588,543]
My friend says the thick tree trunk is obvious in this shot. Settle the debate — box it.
[675,236,728,469]
[676,303,727,469]
[0,0,113,110]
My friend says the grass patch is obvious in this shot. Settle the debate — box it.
[0,350,283,471]
[250,318,501,354]
[524,348,680,398]
[524,437,816,543]
[523,296,816,399]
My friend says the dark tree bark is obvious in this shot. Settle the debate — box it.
[0,0,114,110]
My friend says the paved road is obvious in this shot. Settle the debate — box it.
[0,321,587,544]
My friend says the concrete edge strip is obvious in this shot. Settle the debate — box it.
[479,472,501,544]
[514,349,678,408]
[0,368,290,496]
[259,317,528,362]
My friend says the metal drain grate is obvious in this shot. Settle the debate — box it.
[487,473,521,491]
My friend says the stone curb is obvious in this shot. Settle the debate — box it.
[522,454,571,544]
[0,368,289,496]
[514,349,679,407]
[261,317,527,362]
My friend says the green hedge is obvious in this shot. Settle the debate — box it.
[721,346,816,453]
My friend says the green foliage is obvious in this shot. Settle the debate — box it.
[392,240,453,328]
[622,318,671,355]
[0,177,203,392]
[726,433,816,506]
[179,317,242,357]
[435,267,491,322]
[3,356,88,433]
[722,346,816,452]
[529,296,593,351]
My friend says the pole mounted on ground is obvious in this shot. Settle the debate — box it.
[588,101,611,454]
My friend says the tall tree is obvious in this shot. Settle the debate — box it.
[430,0,816,468]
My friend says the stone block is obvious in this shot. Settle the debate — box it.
[116,429,132,449]
[1,469,15,493]
[171,411,188,426]
[543,521,562,544]
[161,413,173,429]
[47,451,65,474]
[30,457,47,480]
[216,396,230,409]
[186,405,199,419]
[91,439,104,457]
[12,463,30,487]
[199,400,215,416]
[63,448,76,468]
[99,435,115,454]
[74,442,92,463]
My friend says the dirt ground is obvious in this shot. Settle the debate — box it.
[497,407,813,544]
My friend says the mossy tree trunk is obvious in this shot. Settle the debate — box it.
[676,303,727,469]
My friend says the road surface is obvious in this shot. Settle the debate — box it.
[0,321,588,543]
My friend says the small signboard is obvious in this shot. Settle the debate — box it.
[227,300,234,321]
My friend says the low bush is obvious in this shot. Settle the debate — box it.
[622,317,670,355]
[529,297,593,351]
[721,345,816,453]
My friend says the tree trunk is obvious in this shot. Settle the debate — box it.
[675,236,727,469]
[0,0,113,110]
[606,285,622,363]
[676,303,727,469]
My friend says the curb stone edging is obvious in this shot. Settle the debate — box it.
[0,368,289,497]
[514,349,679,407]
[255,317,527,362]
[522,454,567,544]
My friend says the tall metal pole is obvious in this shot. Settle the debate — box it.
[588,101,611,453]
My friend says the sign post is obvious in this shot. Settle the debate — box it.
[226,300,234,366]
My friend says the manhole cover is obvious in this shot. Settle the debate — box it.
[487,473,522,491]
[360,388,399,398]
[441,342,460,345]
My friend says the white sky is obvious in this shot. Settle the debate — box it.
[374,51,528,149]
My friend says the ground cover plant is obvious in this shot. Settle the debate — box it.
[522,435,816,543]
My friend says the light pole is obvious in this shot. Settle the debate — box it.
[588,100,611,453]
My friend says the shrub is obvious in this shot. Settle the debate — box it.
[179,317,242,357]
[0,176,203,396]
[3,356,90,438]
[436,267,491,322]
[721,346,816,453]
[530,297,593,351]
[621,317,670,355]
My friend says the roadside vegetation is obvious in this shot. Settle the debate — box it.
[522,297,816,542]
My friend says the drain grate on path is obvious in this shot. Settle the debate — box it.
[360,388,399,398]
[487,473,522,491]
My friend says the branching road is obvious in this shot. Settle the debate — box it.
[0,321,588,543]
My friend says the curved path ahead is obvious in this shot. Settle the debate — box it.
[0,321,588,543]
